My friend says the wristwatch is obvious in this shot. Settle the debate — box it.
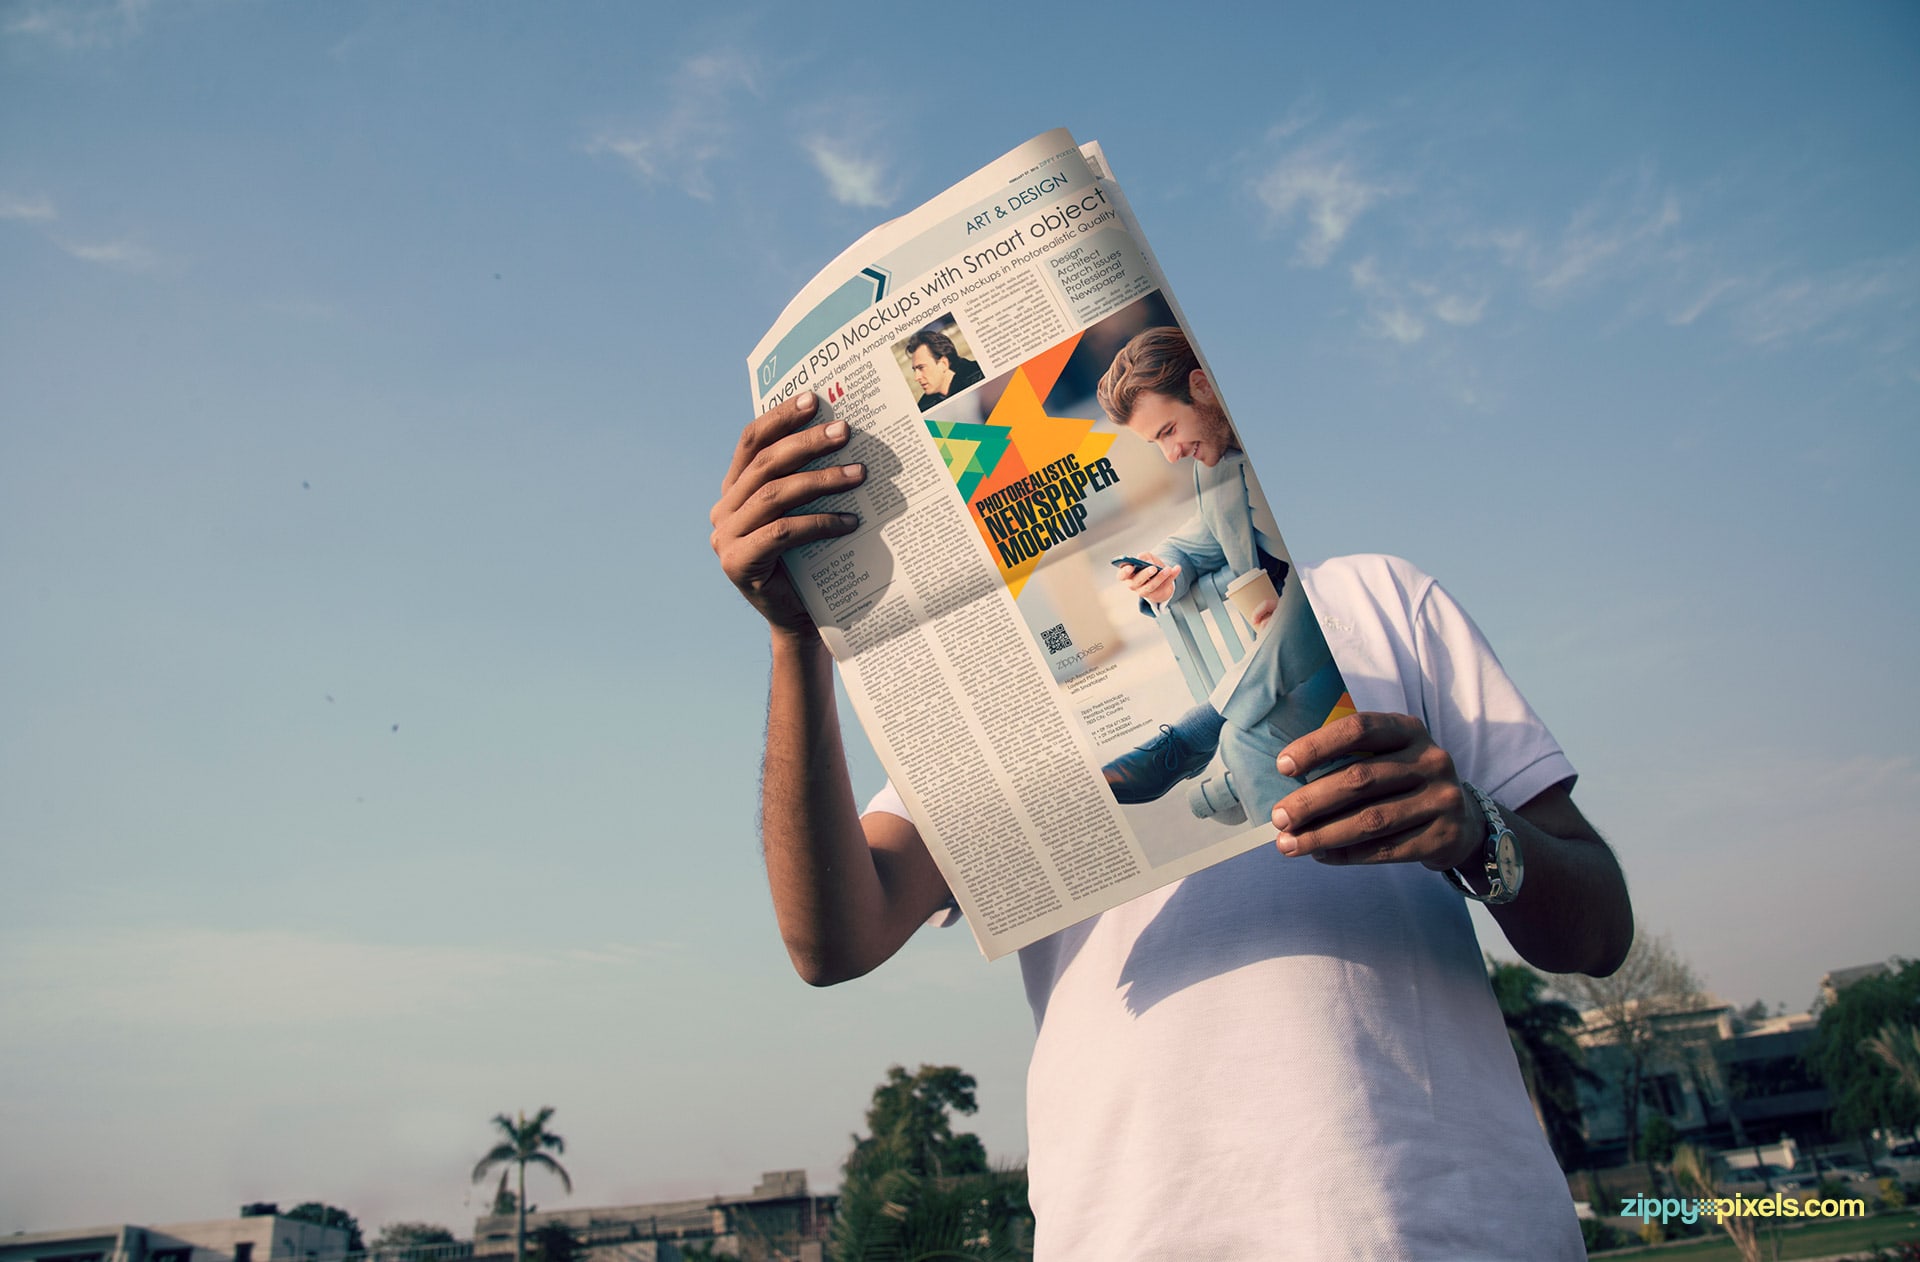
[1445,781,1524,905]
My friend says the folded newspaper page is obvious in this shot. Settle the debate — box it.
[746,129,1357,960]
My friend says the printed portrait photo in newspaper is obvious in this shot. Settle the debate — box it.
[894,316,985,414]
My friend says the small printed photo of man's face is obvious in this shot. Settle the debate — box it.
[910,344,946,394]
[895,318,980,413]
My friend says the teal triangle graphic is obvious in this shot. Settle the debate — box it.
[927,420,1012,502]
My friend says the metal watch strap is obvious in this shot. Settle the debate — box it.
[1445,781,1521,905]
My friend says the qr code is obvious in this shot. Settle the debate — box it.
[1041,623,1072,654]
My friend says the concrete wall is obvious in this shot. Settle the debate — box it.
[0,1219,347,1262]
[0,1225,134,1262]
[154,1217,349,1262]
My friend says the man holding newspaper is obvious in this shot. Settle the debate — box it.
[717,126,1628,1261]
[711,382,1631,1258]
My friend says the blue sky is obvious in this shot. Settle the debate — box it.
[3,0,1916,1236]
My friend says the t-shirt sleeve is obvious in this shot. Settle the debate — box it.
[863,780,911,820]
[1412,578,1577,810]
[862,780,962,929]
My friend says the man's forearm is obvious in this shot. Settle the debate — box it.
[714,389,943,984]
[1494,790,1633,977]
[761,630,942,985]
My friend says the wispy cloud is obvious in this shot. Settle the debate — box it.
[802,136,894,209]
[586,51,756,200]
[1251,130,1395,267]
[2,193,175,274]
[1668,276,1739,327]
[1433,292,1487,327]
[1249,117,1906,375]
[1264,100,1318,143]
[4,0,151,48]
[1727,257,1913,347]
[1485,171,1681,296]
[1349,257,1424,343]
[59,235,163,270]
[1348,256,1487,344]
[0,192,57,221]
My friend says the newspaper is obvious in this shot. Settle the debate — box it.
[746,129,1357,960]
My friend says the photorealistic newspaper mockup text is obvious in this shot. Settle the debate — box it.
[746,129,1357,960]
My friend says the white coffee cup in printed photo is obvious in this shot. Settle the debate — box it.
[1225,569,1278,630]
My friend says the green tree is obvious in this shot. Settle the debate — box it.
[846,1066,990,1185]
[832,1065,1031,1262]
[370,1224,455,1262]
[1635,1113,1677,1166]
[471,1107,573,1262]
[1806,959,1920,1138]
[1488,959,1596,1173]
[372,1224,454,1247]
[285,1204,365,1254]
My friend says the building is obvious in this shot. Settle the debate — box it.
[1574,993,1741,1165]
[1715,1010,1829,1150]
[1572,982,1857,1167]
[0,1213,350,1262]
[471,1170,832,1262]
[1817,961,1894,1011]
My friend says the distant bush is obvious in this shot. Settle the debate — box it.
[1580,1218,1626,1253]
[1864,1241,1920,1262]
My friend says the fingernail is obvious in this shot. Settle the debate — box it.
[797,392,816,412]
[1276,755,1297,777]
[1276,833,1298,856]
[843,462,864,480]
[838,513,859,527]
[1272,808,1290,832]
[824,420,848,440]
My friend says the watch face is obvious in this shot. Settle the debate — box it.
[1494,832,1521,888]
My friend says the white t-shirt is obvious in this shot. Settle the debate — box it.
[865,555,1586,1260]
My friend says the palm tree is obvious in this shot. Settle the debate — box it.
[471,1107,573,1262]
[1863,1020,1920,1099]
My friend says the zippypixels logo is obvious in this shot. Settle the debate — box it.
[1620,1192,1868,1226]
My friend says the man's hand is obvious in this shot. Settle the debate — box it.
[1117,550,1181,605]
[710,392,866,637]
[1269,712,1481,870]
[1269,710,1633,976]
